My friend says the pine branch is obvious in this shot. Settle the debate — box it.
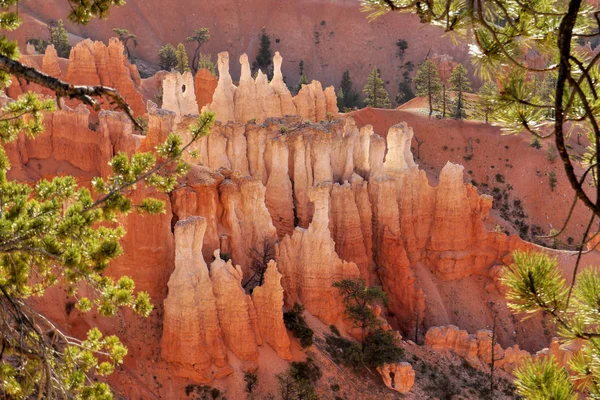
[0,55,142,131]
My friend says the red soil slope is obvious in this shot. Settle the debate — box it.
[352,107,595,247]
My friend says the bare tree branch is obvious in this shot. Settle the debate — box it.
[0,55,142,131]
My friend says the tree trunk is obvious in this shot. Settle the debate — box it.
[414,308,419,344]
[192,44,200,73]
[442,84,446,118]
[428,92,433,117]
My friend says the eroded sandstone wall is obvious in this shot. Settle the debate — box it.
[161,216,291,380]
[202,51,338,124]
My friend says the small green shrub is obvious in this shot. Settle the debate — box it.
[283,303,314,348]
[280,125,289,133]
[530,137,542,149]
[329,324,340,336]
[325,334,364,369]
[290,357,322,383]
[546,145,558,162]
[363,329,405,368]
[548,171,557,191]
[495,173,505,183]
[185,384,225,399]
[244,372,258,394]
[135,116,149,135]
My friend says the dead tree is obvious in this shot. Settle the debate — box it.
[243,237,276,292]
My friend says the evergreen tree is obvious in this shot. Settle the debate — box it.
[197,53,216,75]
[501,251,600,399]
[333,279,387,340]
[395,38,415,106]
[186,27,210,73]
[333,279,404,367]
[254,27,273,79]
[175,43,191,74]
[112,28,137,62]
[431,54,456,118]
[475,81,499,123]
[338,69,361,110]
[362,66,392,109]
[296,60,308,93]
[396,39,408,59]
[449,63,471,119]
[396,61,415,105]
[413,59,442,117]
[158,44,178,71]
[336,87,345,110]
[49,19,71,58]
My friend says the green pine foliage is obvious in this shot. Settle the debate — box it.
[362,66,392,109]
[333,278,387,337]
[475,81,499,123]
[501,251,600,398]
[329,279,404,369]
[112,28,137,62]
[197,53,216,75]
[276,358,321,400]
[29,19,72,58]
[449,63,471,119]
[296,60,308,93]
[50,20,71,58]
[186,27,210,72]
[175,43,191,74]
[254,27,273,79]
[337,69,361,111]
[0,2,216,397]
[396,61,415,106]
[363,329,405,368]
[514,357,576,400]
[283,303,314,348]
[158,44,178,71]
[413,59,442,117]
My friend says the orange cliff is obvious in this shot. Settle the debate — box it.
[9,38,145,117]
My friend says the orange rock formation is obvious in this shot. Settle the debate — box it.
[251,260,293,360]
[425,325,531,373]
[65,38,145,116]
[377,362,415,393]
[161,217,231,382]
[195,68,218,111]
[161,70,198,117]
[202,52,338,123]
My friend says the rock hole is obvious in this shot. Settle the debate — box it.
[389,372,395,388]
[181,84,186,93]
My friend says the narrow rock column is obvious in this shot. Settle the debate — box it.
[252,260,292,360]
[161,217,231,381]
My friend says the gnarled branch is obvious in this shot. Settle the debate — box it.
[0,55,142,131]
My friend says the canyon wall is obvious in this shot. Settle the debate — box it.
[2,40,558,397]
